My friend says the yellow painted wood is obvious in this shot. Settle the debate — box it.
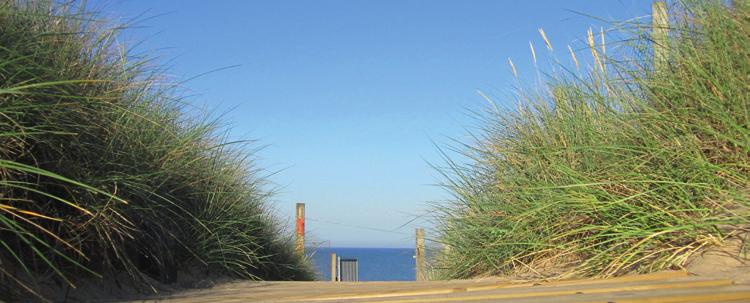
[580,290,750,303]
[285,270,689,302]
[468,270,689,291]
[359,279,732,303]
[135,271,745,303]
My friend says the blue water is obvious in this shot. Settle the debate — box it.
[307,247,415,281]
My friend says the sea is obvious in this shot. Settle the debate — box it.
[307,247,415,281]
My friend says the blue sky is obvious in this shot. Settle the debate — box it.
[96,0,650,248]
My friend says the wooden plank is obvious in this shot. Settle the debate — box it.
[381,286,750,303]
[476,270,689,290]
[359,279,733,303]
[584,291,750,303]
[130,271,746,303]
[151,279,740,303]
[283,271,689,302]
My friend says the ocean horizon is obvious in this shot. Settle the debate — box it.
[307,247,416,281]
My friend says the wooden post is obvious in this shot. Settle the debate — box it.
[652,0,668,72]
[295,203,305,255]
[415,228,426,281]
[330,252,337,282]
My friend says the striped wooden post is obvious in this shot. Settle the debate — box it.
[652,0,668,72]
[295,203,305,255]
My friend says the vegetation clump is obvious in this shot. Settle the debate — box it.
[0,1,312,301]
[435,1,749,279]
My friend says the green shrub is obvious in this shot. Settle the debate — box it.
[435,1,748,279]
[0,1,312,301]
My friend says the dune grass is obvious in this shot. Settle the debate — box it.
[0,1,312,301]
[434,1,749,280]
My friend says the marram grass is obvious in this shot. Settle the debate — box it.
[0,1,312,301]
[434,1,749,280]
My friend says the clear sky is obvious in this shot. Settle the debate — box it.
[95,0,650,248]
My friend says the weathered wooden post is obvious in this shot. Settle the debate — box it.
[415,228,426,281]
[652,0,668,72]
[330,252,337,282]
[295,203,305,255]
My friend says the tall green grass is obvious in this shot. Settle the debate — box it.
[434,1,748,280]
[0,1,312,301]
